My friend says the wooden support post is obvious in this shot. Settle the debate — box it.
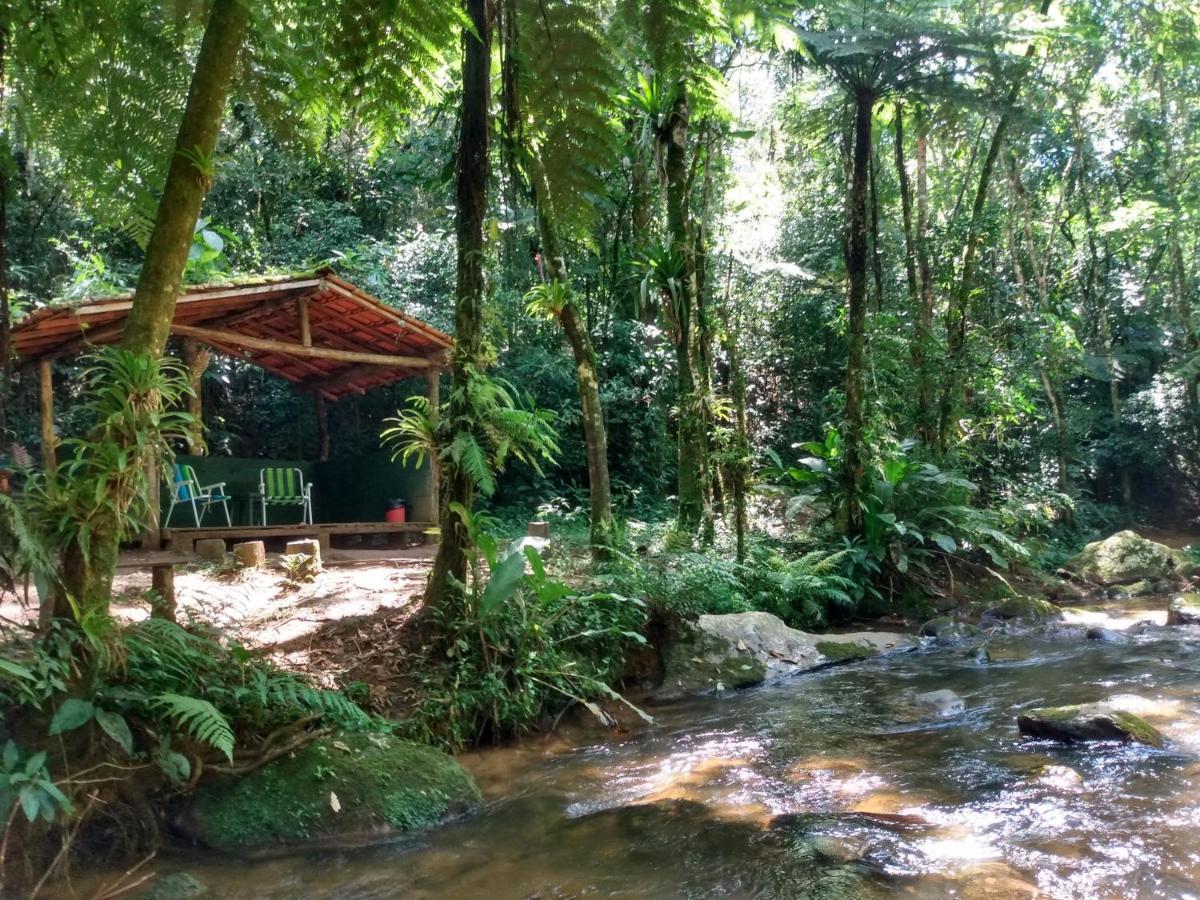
[38,357,57,473]
[182,339,205,453]
[141,459,161,549]
[426,367,441,521]
[314,394,331,461]
[150,565,176,622]
[298,296,312,348]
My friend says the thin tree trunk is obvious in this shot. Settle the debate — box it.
[894,102,919,313]
[0,25,9,436]
[660,81,706,533]
[869,145,885,310]
[914,106,936,445]
[530,165,615,557]
[500,0,615,558]
[842,88,874,537]
[426,0,491,608]
[937,0,1052,451]
[720,254,750,563]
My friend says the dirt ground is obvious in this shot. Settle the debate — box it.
[0,547,438,711]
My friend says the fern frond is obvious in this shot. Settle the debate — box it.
[154,692,235,761]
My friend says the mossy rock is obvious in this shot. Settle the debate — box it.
[814,640,875,662]
[919,617,981,641]
[1068,531,1188,586]
[1017,703,1163,748]
[1167,593,1200,626]
[990,595,1060,623]
[139,873,209,900]
[186,733,481,853]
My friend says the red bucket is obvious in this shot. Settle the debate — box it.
[386,506,407,523]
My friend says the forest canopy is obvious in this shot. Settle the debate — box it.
[0,0,1198,889]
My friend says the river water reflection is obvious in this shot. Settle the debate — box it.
[134,623,1200,898]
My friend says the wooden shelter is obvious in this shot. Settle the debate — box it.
[10,271,451,551]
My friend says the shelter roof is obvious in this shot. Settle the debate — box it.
[10,271,452,400]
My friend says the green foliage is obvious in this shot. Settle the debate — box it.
[406,514,649,750]
[0,615,376,830]
[765,429,1029,598]
[508,0,620,237]
[387,371,559,499]
[623,536,857,629]
[279,553,320,585]
[0,741,71,825]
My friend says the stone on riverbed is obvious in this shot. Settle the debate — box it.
[1016,703,1164,748]
[912,689,965,717]
[184,733,481,853]
[918,617,981,642]
[984,594,1061,624]
[1167,593,1200,626]
[1067,530,1189,586]
[654,612,917,700]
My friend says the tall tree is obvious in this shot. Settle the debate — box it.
[425,0,493,607]
[501,0,617,558]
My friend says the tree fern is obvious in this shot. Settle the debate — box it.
[509,0,620,237]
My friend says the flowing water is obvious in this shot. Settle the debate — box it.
[126,616,1200,898]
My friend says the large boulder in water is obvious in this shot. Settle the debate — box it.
[1067,530,1188,586]
[1016,703,1163,748]
[184,733,481,853]
[1167,593,1200,626]
[655,611,916,700]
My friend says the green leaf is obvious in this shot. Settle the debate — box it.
[49,699,95,735]
[0,659,36,682]
[479,549,527,619]
[932,533,957,553]
[95,710,133,755]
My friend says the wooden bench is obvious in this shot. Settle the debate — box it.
[162,521,435,554]
[116,551,192,616]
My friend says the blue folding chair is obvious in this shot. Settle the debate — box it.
[165,464,232,527]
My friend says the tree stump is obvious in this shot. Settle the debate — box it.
[528,521,551,539]
[285,538,323,572]
[195,538,227,563]
[233,540,266,569]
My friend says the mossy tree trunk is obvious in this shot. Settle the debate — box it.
[121,0,249,356]
[54,0,248,620]
[426,0,492,608]
[531,164,615,558]
[660,81,707,535]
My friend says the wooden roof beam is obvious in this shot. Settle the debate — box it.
[169,323,435,369]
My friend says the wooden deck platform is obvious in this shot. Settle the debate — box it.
[162,521,437,553]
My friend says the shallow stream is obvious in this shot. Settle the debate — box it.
[130,615,1200,898]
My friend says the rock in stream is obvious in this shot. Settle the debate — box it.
[654,611,917,701]
[1016,702,1164,748]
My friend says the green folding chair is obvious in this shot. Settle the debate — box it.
[257,467,314,525]
[165,464,232,527]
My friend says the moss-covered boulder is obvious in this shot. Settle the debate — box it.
[185,733,481,853]
[1016,703,1163,748]
[813,639,874,662]
[653,612,916,700]
[985,595,1060,624]
[1068,530,1189,586]
[1167,593,1200,626]
[655,615,771,700]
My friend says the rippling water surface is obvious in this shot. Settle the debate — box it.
[131,622,1200,898]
